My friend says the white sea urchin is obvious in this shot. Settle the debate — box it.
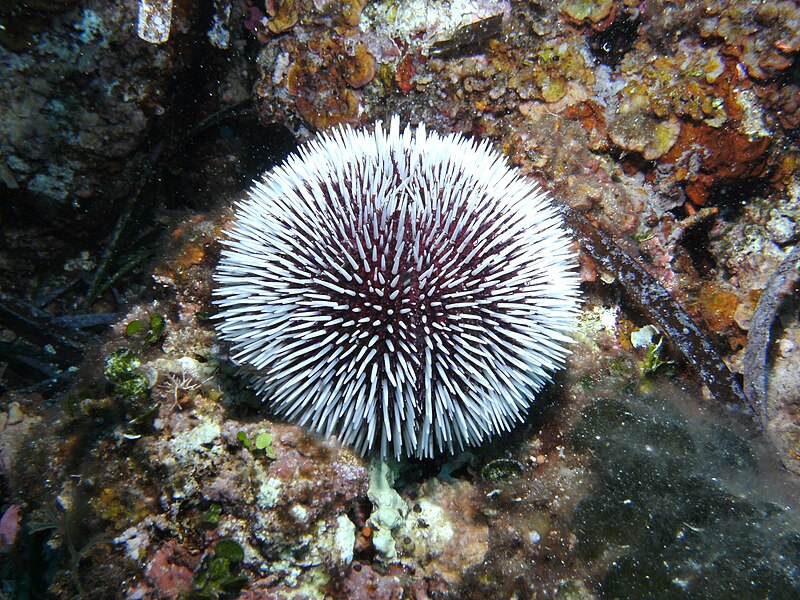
[213,117,581,459]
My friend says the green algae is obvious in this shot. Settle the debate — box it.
[103,348,150,403]
[481,458,524,483]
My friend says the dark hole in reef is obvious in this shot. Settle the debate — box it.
[776,49,800,87]
[705,177,767,220]
[161,118,297,211]
[673,177,769,278]
[775,52,800,140]
[148,6,298,212]
[590,17,641,67]
[608,146,657,181]
[680,217,717,278]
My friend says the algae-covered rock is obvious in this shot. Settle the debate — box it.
[570,394,800,597]
[367,459,407,559]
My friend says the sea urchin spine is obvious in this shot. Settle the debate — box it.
[213,117,581,459]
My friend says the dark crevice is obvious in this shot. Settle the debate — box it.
[775,49,800,87]
[589,17,641,67]
[161,116,296,211]
[705,177,768,220]
[681,218,718,278]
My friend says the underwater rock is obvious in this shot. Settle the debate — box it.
[367,461,407,559]
[570,394,800,597]
[607,112,681,160]
[0,0,195,225]
[3,1,800,597]
[366,460,488,582]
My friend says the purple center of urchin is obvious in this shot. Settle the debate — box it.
[213,117,581,459]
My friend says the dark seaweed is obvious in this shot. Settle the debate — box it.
[743,244,800,429]
[560,206,751,410]
[429,14,504,59]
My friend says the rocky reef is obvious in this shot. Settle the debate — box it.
[1,0,799,598]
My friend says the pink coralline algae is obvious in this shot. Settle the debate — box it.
[0,504,21,550]
[144,541,199,600]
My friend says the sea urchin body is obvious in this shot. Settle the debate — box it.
[214,117,581,459]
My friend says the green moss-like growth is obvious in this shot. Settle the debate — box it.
[144,314,166,344]
[642,338,675,376]
[103,349,141,382]
[113,374,150,403]
[481,458,524,483]
[200,504,222,529]
[103,349,150,404]
[236,430,251,450]
[125,320,144,336]
[189,539,247,599]
[237,431,276,459]
[214,539,244,563]
[569,394,799,597]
